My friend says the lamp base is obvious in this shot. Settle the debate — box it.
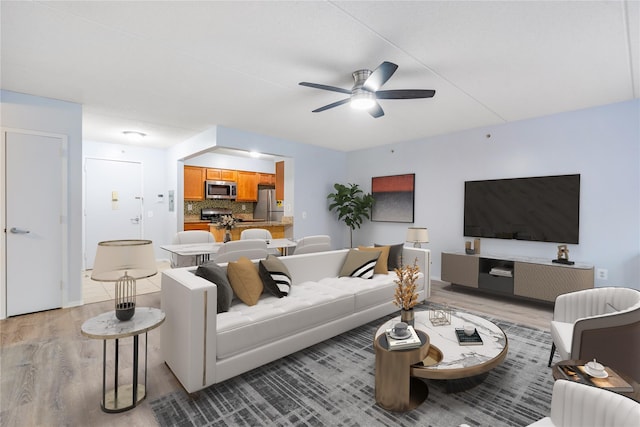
[116,302,136,321]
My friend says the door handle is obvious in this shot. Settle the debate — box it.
[10,227,30,234]
[130,216,140,224]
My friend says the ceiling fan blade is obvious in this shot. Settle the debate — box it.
[368,102,384,118]
[312,98,351,113]
[362,61,398,92]
[376,89,436,99]
[299,82,352,95]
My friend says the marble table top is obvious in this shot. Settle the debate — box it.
[81,307,165,340]
[376,309,508,379]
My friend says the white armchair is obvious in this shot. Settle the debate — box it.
[171,230,215,268]
[548,287,640,382]
[213,239,269,264]
[527,380,640,427]
[292,235,331,255]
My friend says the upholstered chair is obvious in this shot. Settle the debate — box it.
[240,228,280,256]
[526,379,640,426]
[214,239,269,264]
[171,230,216,268]
[548,287,640,382]
[292,235,331,255]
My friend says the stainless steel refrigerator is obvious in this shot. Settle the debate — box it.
[255,188,284,222]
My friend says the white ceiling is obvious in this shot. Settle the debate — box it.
[2,1,638,152]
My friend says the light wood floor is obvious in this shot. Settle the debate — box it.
[0,280,553,427]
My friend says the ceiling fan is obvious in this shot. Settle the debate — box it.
[299,61,435,118]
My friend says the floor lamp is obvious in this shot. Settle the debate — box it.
[91,239,157,321]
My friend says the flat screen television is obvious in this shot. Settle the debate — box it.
[464,174,580,244]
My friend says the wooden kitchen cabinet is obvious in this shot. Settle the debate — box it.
[236,171,259,201]
[184,166,205,200]
[275,161,284,201]
[184,222,211,232]
[206,168,238,182]
[258,173,275,185]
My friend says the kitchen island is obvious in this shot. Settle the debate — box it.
[208,221,291,241]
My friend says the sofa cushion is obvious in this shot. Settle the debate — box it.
[376,243,404,270]
[358,245,390,274]
[339,249,380,279]
[216,281,354,358]
[195,261,233,313]
[227,257,263,306]
[259,255,291,297]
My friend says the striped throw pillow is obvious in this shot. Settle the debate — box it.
[339,249,381,279]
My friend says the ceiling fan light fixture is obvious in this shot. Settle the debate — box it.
[350,90,375,110]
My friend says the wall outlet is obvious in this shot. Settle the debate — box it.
[187,203,193,211]
[242,204,246,211]
[597,268,608,280]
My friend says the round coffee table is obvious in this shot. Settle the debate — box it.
[375,310,508,381]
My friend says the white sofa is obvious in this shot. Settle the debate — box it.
[161,247,431,393]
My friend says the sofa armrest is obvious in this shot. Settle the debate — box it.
[402,247,431,300]
[161,267,219,393]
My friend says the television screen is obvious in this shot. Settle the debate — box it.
[464,174,580,244]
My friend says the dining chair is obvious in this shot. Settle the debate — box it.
[171,230,216,268]
[240,228,281,256]
[214,239,269,264]
[292,235,331,255]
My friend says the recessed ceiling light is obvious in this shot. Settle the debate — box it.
[123,131,146,143]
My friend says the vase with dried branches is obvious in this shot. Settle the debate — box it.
[392,258,420,326]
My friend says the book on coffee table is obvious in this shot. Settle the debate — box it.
[559,365,633,393]
[455,328,483,346]
[385,325,422,350]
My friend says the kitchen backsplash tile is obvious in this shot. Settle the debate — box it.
[184,200,254,217]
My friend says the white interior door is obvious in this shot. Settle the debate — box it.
[6,131,66,316]
[84,159,143,269]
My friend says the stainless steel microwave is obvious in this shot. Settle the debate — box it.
[205,180,237,200]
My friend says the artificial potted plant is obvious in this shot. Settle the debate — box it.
[393,259,420,326]
[217,214,237,242]
[327,182,375,248]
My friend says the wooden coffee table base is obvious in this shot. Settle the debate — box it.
[374,331,430,412]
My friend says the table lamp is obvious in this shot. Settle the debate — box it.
[406,227,429,248]
[91,239,157,321]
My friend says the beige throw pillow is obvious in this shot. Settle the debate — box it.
[358,245,390,275]
[226,257,263,306]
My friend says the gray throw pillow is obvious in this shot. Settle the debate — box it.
[339,249,380,279]
[376,243,404,270]
[195,261,234,313]
[259,255,292,297]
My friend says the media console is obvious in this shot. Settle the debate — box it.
[441,252,594,303]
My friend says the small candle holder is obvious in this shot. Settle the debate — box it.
[429,305,451,326]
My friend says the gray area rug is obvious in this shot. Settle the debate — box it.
[151,304,554,426]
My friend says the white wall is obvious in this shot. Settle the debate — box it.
[1,90,83,310]
[347,99,640,289]
[83,141,170,260]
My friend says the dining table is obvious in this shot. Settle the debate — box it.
[161,238,297,265]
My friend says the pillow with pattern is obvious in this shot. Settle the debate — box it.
[339,249,381,279]
[259,255,292,297]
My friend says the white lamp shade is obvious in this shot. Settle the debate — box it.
[91,239,157,281]
[406,227,429,244]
